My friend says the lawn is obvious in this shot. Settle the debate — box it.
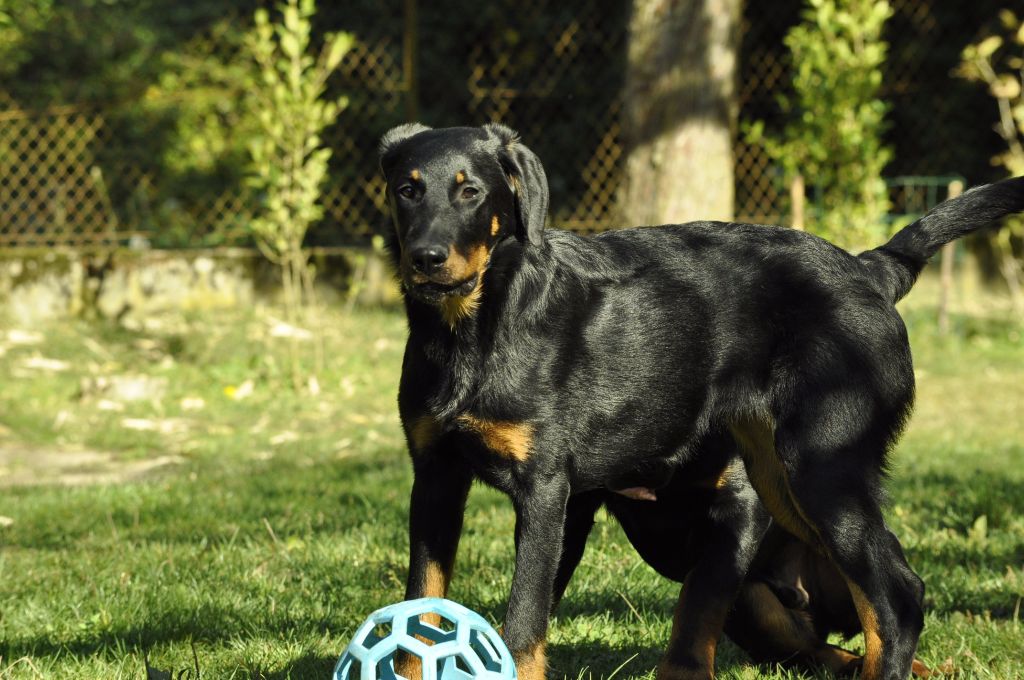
[0,278,1021,679]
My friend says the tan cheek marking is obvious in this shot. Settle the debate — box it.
[408,415,439,454]
[439,243,489,329]
[513,641,546,680]
[455,171,465,184]
[410,168,421,181]
[491,215,500,237]
[457,414,532,461]
[445,243,488,281]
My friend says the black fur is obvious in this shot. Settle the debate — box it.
[379,123,1024,680]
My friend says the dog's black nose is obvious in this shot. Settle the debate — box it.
[409,244,448,275]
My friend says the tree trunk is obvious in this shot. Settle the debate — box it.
[621,0,740,226]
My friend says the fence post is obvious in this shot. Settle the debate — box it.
[790,173,805,230]
[937,179,964,335]
[403,0,418,121]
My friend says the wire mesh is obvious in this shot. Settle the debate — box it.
[0,0,1009,249]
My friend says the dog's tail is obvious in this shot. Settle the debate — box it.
[858,176,1024,303]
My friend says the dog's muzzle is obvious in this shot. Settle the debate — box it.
[405,273,479,302]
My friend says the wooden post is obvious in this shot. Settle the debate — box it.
[790,173,805,230]
[937,179,964,335]
[403,0,418,121]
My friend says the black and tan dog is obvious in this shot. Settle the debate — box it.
[378,122,1024,680]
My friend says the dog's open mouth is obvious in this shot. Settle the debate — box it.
[407,274,479,302]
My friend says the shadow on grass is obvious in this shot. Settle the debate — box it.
[261,650,337,679]
[548,640,665,678]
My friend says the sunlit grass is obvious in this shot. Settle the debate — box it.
[0,279,1021,679]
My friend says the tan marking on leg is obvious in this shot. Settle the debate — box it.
[694,460,740,490]
[736,582,860,675]
[491,214,500,236]
[394,650,422,680]
[455,171,465,184]
[422,559,450,599]
[410,168,421,181]
[731,416,895,680]
[847,581,884,680]
[408,415,439,454]
[395,560,452,679]
[729,416,820,546]
[456,414,533,461]
[743,582,813,649]
[514,641,546,680]
[656,575,724,680]
[813,645,862,676]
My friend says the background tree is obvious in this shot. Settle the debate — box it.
[959,8,1024,311]
[745,0,893,250]
[245,0,351,387]
[621,0,741,225]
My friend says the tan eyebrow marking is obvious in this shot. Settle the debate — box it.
[410,168,421,181]
[455,171,466,184]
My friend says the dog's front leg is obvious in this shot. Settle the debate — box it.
[395,454,473,679]
[404,454,472,601]
[503,473,570,680]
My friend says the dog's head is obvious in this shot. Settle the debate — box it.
[378,123,548,321]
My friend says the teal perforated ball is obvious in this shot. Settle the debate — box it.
[335,598,516,680]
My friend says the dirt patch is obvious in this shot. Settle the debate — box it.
[0,445,184,487]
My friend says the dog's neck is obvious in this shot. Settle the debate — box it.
[401,237,554,419]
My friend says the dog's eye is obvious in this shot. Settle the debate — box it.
[397,185,416,199]
[461,187,479,199]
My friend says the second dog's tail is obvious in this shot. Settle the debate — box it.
[858,176,1024,303]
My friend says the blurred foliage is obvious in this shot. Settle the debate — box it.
[745,0,893,250]
[243,0,351,388]
[958,8,1024,311]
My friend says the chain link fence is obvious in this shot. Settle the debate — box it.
[0,0,1008,250]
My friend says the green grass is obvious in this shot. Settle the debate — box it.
[0,281,1022,679]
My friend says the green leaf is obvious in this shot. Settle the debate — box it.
[283,2,300,33]
[977,35,1003,59]
[281,32,300,59]
[324,32,353,71]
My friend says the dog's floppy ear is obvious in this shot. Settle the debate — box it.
[485,123,549,246]
[378,122,432,173]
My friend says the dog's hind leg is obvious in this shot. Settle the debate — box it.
[727,581,862,675]
[731,415,924,680]
[655,471,770,680]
